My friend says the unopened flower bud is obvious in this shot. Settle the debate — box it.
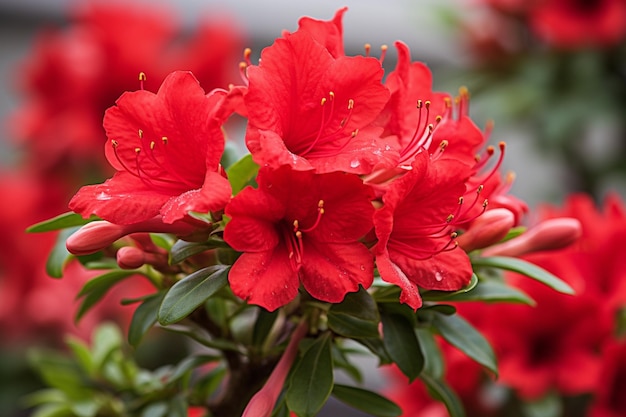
[482,217,582,257]
[66,221,127,256]
[116,246,146,269]
[243,321,308,417]
[457,208,515,252]
[66,216,203,256]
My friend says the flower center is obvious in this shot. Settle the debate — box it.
[284,200,325,272]
[111,130,198,194]
[295,91,358,158]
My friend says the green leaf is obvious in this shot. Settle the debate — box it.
[128,292,167,347]
[331,345,363,384]
[328,287,380,339]
[167,396,187,417]
[420,373,465,417]
[431,313,497,375]
[64,337,94,375]
[46,228,78,278]
[286,333,334,417]
[355,337,391,365]
[415,328,444,379]
[169,239,228,265]
[252,308,279,348]
[226,154,259,195]
[427,278,535,305]
[332,384,401,417]
[91,323,123,371]
[27,212,99,233]
[76,271,137,321]
[380,312,423,382]
[471,256,574,295]
[158,265,230,325]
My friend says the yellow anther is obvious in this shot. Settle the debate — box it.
[134,147,141,154]
[435,115,443,123]
[417,100,423,108]
[321,97,327,106]
[150,141,155,150]
[348,99,354,109]
[364,43,371,55]
[139,72,147,81]
[162,136,168,144]
[424,100,431,109]
[477,184,484,193]
[243,47,252,60]
[111,140,119,147]
[439,140,448,149]
[295,231,303,239]
[446,214,454,223]
[351,129,359,138]
[482,199,489,208]
[329,91,335,100]
[459,86,469,97]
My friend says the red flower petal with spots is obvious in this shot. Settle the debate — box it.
[244,29,395,175]
[69,71,232,225]
[224,166,374,311]
[373,152,473,309]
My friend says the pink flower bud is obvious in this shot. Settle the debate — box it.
[116,246,146,269]
[66,216,203,256]
[457,208,515,252]
[243,321,308,417]
[482,217,582,257]
[66,221,127,256]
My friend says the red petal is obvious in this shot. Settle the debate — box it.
[228,245,299,311]
[68,171,169,225]
[300,241,373,303]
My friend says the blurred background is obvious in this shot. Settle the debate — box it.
[0,0,624,416]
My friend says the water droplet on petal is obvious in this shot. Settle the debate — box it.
[359,264,365,271]
[435,272,443,282]
[350,160,360,168]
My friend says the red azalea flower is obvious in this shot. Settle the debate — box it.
[69,71,232,225]
[529,0,626,48]
[368,42,485,187]
[589,341,626,417]
[372,152,474,310]
[244,29,395,174]
[223,166,374,311]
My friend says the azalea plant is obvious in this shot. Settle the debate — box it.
[24,7,581,417]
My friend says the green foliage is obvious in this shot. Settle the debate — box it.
[380,311,424,382]
[75,270,138,321]
[226,154,259,195]
[331,384,402,417]
[26,212,99,233]
[46,228,78,278]
[27,323,205,417]
[286,333,334,417]
[158,265,230,325]
[327,287,380,339]
[472,256,575,295]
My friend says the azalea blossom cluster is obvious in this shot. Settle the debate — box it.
[386,193,626,417]
[23,6,583,417]
[67,7,526,313]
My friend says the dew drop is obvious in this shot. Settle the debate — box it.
[359,264,365,271]
[350,160,360,168]
[435,271,443,282]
